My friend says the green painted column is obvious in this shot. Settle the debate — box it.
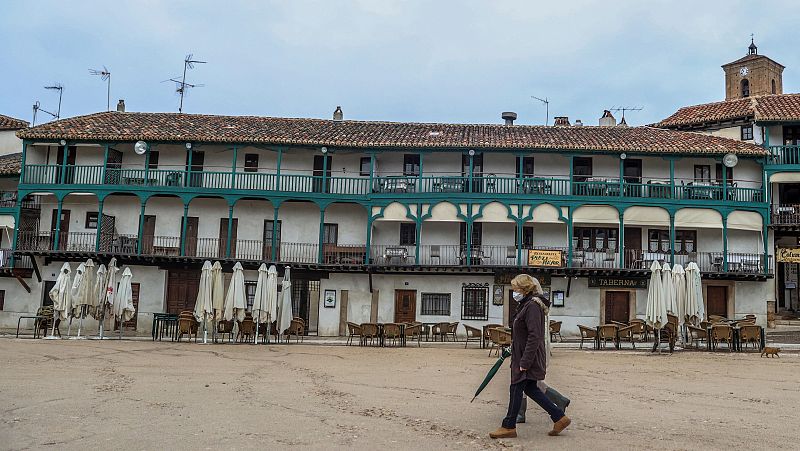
[225,204,234,258]
[365,214,374,264]
[763,217,770,275]
[618,213,625,268]
[19,140,28,183]
[762,157,769,206]
[322,150,329,193]
[317,208,326,263]
[52,198,63,250]
[231,145,238,190]
[669,159,675,198]
[414,216,422,265]
[144,143,151,186]
[95,199,104,251]
[619,158,624,198]
[669,213,675,266]
[59,143,69,184]
[722,214,728,272]
[468,152,474,193]
[180,203,189,256]
[721,158,728,201]
[417,152,424,192]
[136,201,146,255]
[368,152,375,193]
[276,147,283,191]
[568,155,574,195]
[271,205,279,261]
[185,145,193,188]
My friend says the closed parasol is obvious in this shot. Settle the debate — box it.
[47,262,72,338]
[645,260,667,330]
[211,261,225,321]
[278,266,294,337]
[223,262,247,322]
[113,267,136,338]
[194,261,214,343]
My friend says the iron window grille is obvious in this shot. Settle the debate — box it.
[462,283,489,320]
[421,293,451,316]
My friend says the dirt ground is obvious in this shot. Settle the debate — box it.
[0,339,797,450]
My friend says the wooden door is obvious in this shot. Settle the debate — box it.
[104,148,123,184]
[623,159,643,197]
[218,218,238,258]
[186,151,205,187]
[56,145,77,184]
[182,216,199,256]
[604,291,630,324]
[142,215,156,254]
[262,219,281,260]
[166,270,201,314]
[706,286,728,318]
[50,209,70,250]
[313,155,332,193]
[624,227,642,269]
[394,290,416,323]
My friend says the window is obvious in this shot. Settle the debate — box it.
[741,79,750,97]
[148,150,159,169]
[515,226,534,247]
[573,227,618,251]
[785,126,800,146]
[694,165,711,182]
[715,164,734,184]
[0,290,4,310]
[515,156,535,178]
[676,230,697,254]
[461,283,489,320]
[244,281,257,310]
[648,229,669,252]
[399,223,416,245]
[459,222,482,246]
[85,212,99,229]
[403,154,420,176]
[323,223,338,245]
[772,79,777,94]
[360,157,371,176]
[741,124,754,141]
[573,157,592,181]
[244,154,259,172]
[263,219,282,244]
[421,293,451,315]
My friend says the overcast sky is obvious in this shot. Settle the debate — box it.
[2,1,798,127]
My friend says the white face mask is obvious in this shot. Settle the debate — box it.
[512,291,525,302]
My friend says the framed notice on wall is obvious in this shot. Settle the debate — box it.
[323,290,336,308]
[552,290,565,307]
[492,285,504,305]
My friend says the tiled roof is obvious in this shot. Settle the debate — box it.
[0,114,28,131]
[0,152,21,175]
[722,53,784,68]
[17,111,767,156]
[656,94,800,128]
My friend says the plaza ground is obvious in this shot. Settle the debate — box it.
[0,339,798,450]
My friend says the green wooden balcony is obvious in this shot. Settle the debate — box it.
[767,145,800,165]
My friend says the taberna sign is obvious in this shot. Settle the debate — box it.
[777,247,800,263]
[587,277,648,289]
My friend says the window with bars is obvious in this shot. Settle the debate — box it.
[515,226,534,247]
[461,283,489,320]
[85,212,99,229]
[648,229,697,254]
[421,293,451,315]
[148,151,159,169]
[323,223,338,245]
[399,223,416,246]
[573,227,618,251]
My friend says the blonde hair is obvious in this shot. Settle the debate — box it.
[511,274,543,296]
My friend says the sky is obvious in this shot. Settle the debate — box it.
[2,0,799,127]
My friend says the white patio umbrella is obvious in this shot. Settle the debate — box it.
[672,264,687,345]
[93,264,107,323]
[223,262,247,322]
[211,261,225,321]
[685,262,705,323]
[645,260,667,330]
[278,266,294,340]
[193,261,214,343]
[662,262,676,316]
[113,267,136,339]
[99,258,120,339]
[47,262,72,338]
[266,265,279,336]
[69,260,95,338]
[251,264,270,344]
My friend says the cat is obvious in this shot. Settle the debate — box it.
[761,347,780,358]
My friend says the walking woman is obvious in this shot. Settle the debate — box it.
[489,274,571,439]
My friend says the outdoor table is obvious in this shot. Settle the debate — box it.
[421,322,436,341]
[16,315,46,338]
[152,313,179,341]
[375,323,406,347]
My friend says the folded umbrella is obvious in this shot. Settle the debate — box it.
[471,347,512,402]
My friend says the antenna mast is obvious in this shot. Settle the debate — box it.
[177,54,206,113]
[89,66,112,111]
[531,95,550,125]
[608,106,643,123]
[44,84,63,118]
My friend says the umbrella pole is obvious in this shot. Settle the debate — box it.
[203,313,208,344]
[77,306,84,338]
[255,320,259,345]
[98,302,105,339]
[67,315,73,338]
[49,313,57,338]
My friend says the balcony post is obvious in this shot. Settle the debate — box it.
[136,201,146,255]
[763,219,770,275]
[618,213,625,268]
[568,155,574,195]
[618,157,624,197]
[669,159,675,198]
[95,199,104,252]
[418,152,424,192]
[722,158,728,201]
[322,150,329,194]
[414,217,422,265]
[365,213,374,265]
[722,213,728,272]
[59,142,69,184]
[20,140,27,183]
[230,145,238,190]
[101,144,109,185]
[368,152,375,193]
[52,197,63,251]
[143,143,151,186]
[761,157,768,205]
[468,151,474,193]
[225,203,234,258]
[271,205,279,261]
[180,203,189,256]
[185,144,193,188]
[317,208,326,263]
[669,212,675,266]
[276,146,283,191]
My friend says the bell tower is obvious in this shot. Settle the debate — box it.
[722,38,784,100]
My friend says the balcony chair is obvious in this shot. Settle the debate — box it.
[711,256,724,272]
[602,249,616,268]
[485,173,497,193]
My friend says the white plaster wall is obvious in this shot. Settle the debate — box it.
[188,198,229,239]
[726,229,762,253]
[734,280,771,326]
[234,200,274,242]
[483,153,516,177]
[278,201,321,243]
[74,145,105,166]
[480,222,514,245]
[767,125,783,145]
[529,223,568,248]
[374,152,403,176]
[420,221,461,245]
[591,155,619,178]
[696,228,724,253]
[641,157,669,181]
[710,126,744,141]
[104,195,144,235]
[422,153,461,175]
[0,130,22,155]
[324,203,367,244]
[534,153,570,178]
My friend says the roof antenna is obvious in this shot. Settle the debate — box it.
[608,106,643,124]
[43,83,63,119]
[165,53,206,113]
[89,66,112,111]
[31,101,58,126]
[531,95,550,125]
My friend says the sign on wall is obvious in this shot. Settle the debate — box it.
[777,247,800,263]
[527,249,563,267]
[587,277,648,289]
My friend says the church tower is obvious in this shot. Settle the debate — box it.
[722,39,784,100]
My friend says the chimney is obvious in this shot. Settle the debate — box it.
[599,110,616,126]
[501,112,517,125]
[553,116,570,126]
[333,106,343,121]
[574,119,583,127]
[116,99,125,112]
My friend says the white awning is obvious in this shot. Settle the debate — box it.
[727,211,763,231]
[476,202,513,223]
[623,206,670,227]
[770,172,800,183]
[0,215,14,228]
[573,205,619,225]
[675,208,723,229]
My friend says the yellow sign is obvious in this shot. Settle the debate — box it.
[527,249,563,267]
[777,247,800,263]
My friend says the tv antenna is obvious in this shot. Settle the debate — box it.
[531,95,550,125]
[44,83,63,118]
[609,106,643,123]
[169,53,206,113]
[32,101,58,126]
[89,66,112,111]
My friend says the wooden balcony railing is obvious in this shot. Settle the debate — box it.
[771,204,800,225]
[768,145,800,165]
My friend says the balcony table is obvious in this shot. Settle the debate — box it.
[434,177,464,193]
[647,180,671,198]
[124,177,158,186]
[382,247,409,264]
[519,178,552,194]
[379,177,415,193]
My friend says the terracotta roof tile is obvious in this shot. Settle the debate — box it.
[0,114,28,131]
[0,152,21,175]
[656,94,800,128]
[17,111,767,156]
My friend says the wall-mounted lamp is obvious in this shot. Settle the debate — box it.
[321,146,328,154]
[59,139,66,146]
[185,142,192,149]
[468,149,475,156]
[620,153,627,160]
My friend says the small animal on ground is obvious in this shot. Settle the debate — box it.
[761,347,780,358]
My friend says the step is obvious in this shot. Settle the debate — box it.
[774,319,800,326]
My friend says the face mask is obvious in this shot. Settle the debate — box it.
[512,291,525,302]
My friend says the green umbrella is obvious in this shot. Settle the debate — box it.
[471,347,511,402]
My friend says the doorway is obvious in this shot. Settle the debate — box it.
[394,290,416,323]
[166,269,201,314]
[186,151,205,188]
[624,227,642,269]
[141,215,156,254]
[313,155,332,193]
[218,218,238,258]
[623,159,643,197]
[56,145,77,184]
[50,209,70,251]
[706,286,728,318]
[462,153,484,193]
[604,291,630,323]
[181,216,199,256]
